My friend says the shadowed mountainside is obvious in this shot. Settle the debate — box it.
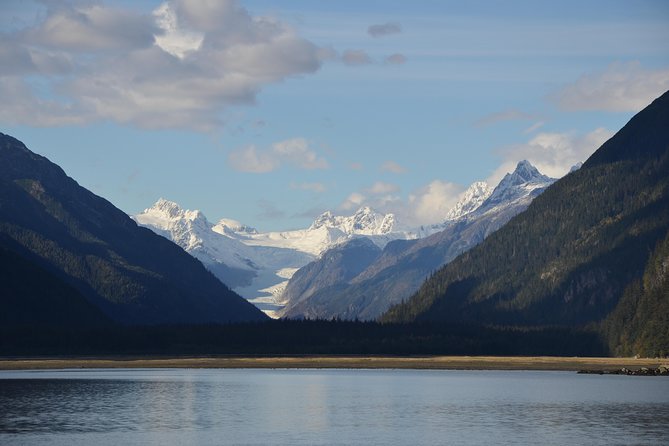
[0,132,267,325]
[381,91,669,354]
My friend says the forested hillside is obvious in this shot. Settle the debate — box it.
[0,133,267,325]
[382,90,669,354]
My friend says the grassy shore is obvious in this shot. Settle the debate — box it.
[0,356,666,371]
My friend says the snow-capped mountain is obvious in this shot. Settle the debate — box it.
[133,201,415,317]
[134,160,557,319]
[444,181,493,221]
[479,160,553,213]
[311,207,396,235]
[134,198,261,275]
[223,206,405,257]
[280,160,557,321]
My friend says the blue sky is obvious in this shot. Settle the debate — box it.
[1,0,668,231]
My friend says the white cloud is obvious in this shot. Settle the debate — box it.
[368,23,402,38]
[0,77,87,126]
[23,4,159,52]
[153,2,203,59]
[337,125,611,226]
[338,179,462,226]
[342,49,372,66]
[407,180,463,225]
[0,0,323,130]
[380,160,407,174]
[555,61,669,112]
[227,145,278,173]
[228,137,328,173]
[273,138,329,170]
[487,128,613,185]
[340,192,366,211]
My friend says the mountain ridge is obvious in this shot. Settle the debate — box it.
[381,90,669,347]
[281,160,556,320]
[134,198,422,315]
[0,132,267,325]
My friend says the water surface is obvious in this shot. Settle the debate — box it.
[1,368,668,445]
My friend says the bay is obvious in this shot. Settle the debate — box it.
[1,368,668,445]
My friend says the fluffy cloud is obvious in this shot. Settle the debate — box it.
[22,4,159,52]
[153,2,203,58]
[337,127,612,226]
[368,23,402,38]
[338,179,462,226]
[228,137,328,173]
[554,61,669,112]
[487,128,613,184]
[340,192,366,211]
[406,180,463,225]
[0,0,323,130]
[228,145,278,173]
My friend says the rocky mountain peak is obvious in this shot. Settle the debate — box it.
[498,160,551,189]
[477,161,556,215]
[310,211,336,230]
[148,198,184,219]
[445,181,493,221]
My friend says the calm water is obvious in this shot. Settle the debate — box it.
[1,368,668,445]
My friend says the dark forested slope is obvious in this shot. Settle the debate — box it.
[0,133,267,325]
[383,91,669,339]
[603,229,669,357]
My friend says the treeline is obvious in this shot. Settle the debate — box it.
[383,159,669,327]
[382,92,669,331]
[602,229,669,357]
[0,320,606,357]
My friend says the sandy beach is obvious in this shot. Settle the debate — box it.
[0,356,666,371]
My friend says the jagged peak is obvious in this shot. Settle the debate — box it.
[444,181,492,221]
[353,205,375,216]
[478,160,556,212]
[141,198,210,225]
[511,160,544,180]
[496,160,552,190]
[310,210,336,230]
[145,198,183,218]
[309,206,395,234]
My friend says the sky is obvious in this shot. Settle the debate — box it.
[1,0,668,231]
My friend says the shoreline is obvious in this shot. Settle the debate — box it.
[0,355,666,371]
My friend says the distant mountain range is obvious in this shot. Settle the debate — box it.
[0,133,266,326]
[2,87,667,357]
[281,160,556,320]
[134,201,418,315]
[382,90,669,357]
[134,160,556,318]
